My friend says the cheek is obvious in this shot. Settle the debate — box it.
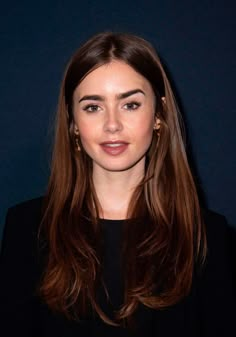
[133,115,154,141]
[79,133,95,158]
[76,120,94,147]
[79,131,93,147]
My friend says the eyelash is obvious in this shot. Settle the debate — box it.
[123,101,141,110]
[82,101,141,113]
[83,104,100,112]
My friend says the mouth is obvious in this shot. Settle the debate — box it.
[100,141,129,155]
[101,142,128,147]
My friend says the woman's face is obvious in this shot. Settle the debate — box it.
[73,60,159,175]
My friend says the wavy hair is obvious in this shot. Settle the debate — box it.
[39,31,206,326]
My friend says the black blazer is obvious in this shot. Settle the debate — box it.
[0,197,235,337]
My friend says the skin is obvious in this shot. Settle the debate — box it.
[73,60,160,219]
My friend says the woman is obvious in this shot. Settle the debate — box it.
[0,32,235,336]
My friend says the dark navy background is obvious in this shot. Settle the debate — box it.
[0,0,235,241]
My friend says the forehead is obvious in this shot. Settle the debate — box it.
[74,60,153,95]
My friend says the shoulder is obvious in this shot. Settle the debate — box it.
[201,208,236,255]
[201,207,235,248]
[1,196,45,252]
[198,207,236,292]
[5,196,45,230]
[6,196,44,219]
[195,212,236,333]
[201,207,229,232]
[0,197,46,317]
[200,207,235,260]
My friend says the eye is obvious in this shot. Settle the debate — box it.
[83,104,101,112]
[123,101,141,110]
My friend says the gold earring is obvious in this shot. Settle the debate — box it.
[74,126,81,151]
[154,129,160,138]
[74,130,81,152]
[153,122,160,138]
[75,137,81,151]
[154,119,160,130]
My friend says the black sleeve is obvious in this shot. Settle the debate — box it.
[197,211,236,336]
[0,206,41,337]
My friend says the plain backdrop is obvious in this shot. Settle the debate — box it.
[0,0,235,242]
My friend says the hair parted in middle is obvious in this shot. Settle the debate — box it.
[39,31,206,326]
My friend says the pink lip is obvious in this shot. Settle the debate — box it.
[100,141,129,156]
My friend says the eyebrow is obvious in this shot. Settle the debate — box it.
[78,89,145,103]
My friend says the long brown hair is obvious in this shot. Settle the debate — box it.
[39,31,206,326]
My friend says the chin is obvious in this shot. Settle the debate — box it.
[95,158,145,173]
[100,164,134,172]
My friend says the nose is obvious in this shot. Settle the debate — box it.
[103,109,123,133]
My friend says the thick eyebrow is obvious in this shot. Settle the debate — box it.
[117,89,145,100]
[78,89,145,103]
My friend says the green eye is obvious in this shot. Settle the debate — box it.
[83,104,100,112]
[124,102,141,110]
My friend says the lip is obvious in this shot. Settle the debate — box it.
[100,141,129,156]
[100,140,129,145]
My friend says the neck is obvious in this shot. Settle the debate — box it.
[93,165,144,220]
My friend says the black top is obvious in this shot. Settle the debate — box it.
[0,197,236,336]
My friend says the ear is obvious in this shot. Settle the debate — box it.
[74,124,79,135]
[154,118,161,130]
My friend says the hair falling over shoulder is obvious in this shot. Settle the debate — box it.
[38,31,207,326]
